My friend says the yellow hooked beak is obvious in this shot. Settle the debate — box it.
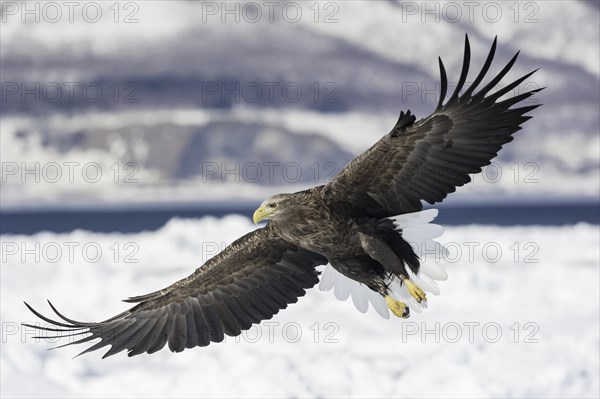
[253,206,272,224]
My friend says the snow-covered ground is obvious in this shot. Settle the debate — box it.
[2,216,598,398]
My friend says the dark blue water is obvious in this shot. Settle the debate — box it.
[1,202,598,235]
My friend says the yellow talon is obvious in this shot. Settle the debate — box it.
[385,296,410,318]
[404,279,427,303]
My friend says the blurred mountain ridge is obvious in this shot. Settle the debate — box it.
[1,1,598,207]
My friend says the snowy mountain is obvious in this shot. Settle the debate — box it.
[1,0,598,208]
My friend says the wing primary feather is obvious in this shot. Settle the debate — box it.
[47,300,100,327]
[473,50,520,100]
[462,36,497,98]
[138,310,169,353]
[509,104,543,116]
[21,323,84,334]
[435,57,448,111]
[102,320,146,358]
[492,87,544,112]
[23,302,79,329]
[446,34,471,105]
[75,338,111,358]
[121,317,159,353]
[484,68,539,103]
[126,317,163,356]
[51,334,97,350]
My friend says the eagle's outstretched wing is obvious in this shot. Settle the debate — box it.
[325,35,543,217]
[23,225,327,358]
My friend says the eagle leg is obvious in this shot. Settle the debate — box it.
[385,296,410,318]
[357,231,427,304]
[403,278,427,303]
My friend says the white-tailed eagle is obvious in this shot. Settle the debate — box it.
[24,35,542,358]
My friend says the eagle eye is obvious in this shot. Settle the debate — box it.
[268,203,277,208]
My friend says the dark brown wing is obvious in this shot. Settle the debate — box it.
[324,35,543,217]
[23,225,327,358]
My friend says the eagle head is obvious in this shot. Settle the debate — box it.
[253,193,295,224]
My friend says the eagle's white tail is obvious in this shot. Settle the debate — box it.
[318,209,448,318]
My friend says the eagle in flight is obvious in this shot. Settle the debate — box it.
[24,35,542,358]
